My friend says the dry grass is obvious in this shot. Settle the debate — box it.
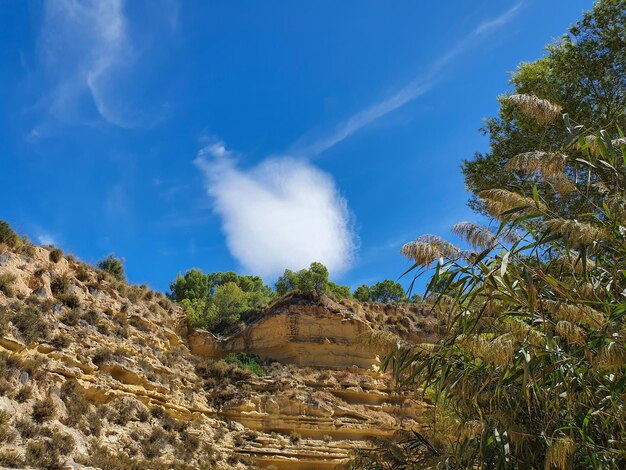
[32,396,56,423]
[400,234,461,266]
[504,94,562,125]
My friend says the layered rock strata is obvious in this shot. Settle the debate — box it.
[0,245,436,469]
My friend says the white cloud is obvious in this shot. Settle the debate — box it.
[195,142,356,278]
[35,0,177,130]
[292,2,523,157]
[474,3,522,35]
[38,0,132,127]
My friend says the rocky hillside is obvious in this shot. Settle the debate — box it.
[0,241,438,469]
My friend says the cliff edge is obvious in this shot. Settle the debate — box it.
[0,243,437,469]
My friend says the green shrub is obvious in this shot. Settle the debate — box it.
[0,379,11,396]
[82,309,99,325]
[96,321,110,335]
[50,430,75,454]
[75,264,91,282]
[49,248,63,263]
[56,293,80,308]
[0,410,10,428]
[274,262,352,299]
[50,276,70,296]
[0,221,20,249]
[141,428,168,458]
[15,385,33,403]
[25,439,64,470]
[14,418,38,438]
[50,333,70,349]
[0,273,15,296]
[91,347,113,365]
[325,281,352,299]
[32,396,56,423]
[13,307,48,343]
[60,381,90,426]
[275,262,328,296]
[97,255,126,282]
[169,268,273,333]
[0,421,17,444]
[82,411,102,437]
[109,397,148,425]
[0,449,23,468]
[0,307,7,336]
[79,444,197,470]
[289,431,301,444]
[60,308,80,326]
[225,353,266,376]
[353,280,407,303]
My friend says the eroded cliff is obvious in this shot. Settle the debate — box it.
[0,243,437,469]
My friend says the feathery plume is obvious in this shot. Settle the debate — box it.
[543,218,606,246]
[544,301,606,328]
[458,334,515,366]
[555,320,586,346]
[484,298,506,316]
[479,189,547,220]
[498,317,545,347]
[595,343,626,371]
[357,330,397,351]
[549,250,595,274]
[451,221,496,250]
[504,94,562,125]
[505,151,567,179]
[550,175,576,195]
[459,420,483,440]
[578,282,600,300]
[508,429,530,448]
[583,136,625,156]
[545,437,575,470]
[400,234,460,266]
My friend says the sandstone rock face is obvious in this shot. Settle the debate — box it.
[0,244,437,469]
[185,295,439,468]
[188,295,390,369]
[222,368,431,469]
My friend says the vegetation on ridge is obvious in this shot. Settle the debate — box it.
[170,261,415,334]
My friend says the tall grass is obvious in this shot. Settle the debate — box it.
[375,101,626,468]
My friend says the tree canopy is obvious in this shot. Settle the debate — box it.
[462,0,626,217]
[353,280,408,303]
[169,269,273,334]
[97,255,125,282]
[275,262,351,299]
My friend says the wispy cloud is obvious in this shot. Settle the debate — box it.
[474,3,523,35]
[37,0,132,128]
[292,2,523,157]
[36,233,57,246]
[33,0,175,133]
[195,141,357,278]
[105,182,132,219]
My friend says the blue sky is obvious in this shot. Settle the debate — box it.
[0,0,594,294]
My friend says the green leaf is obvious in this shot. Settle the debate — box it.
[500,251,510,277]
